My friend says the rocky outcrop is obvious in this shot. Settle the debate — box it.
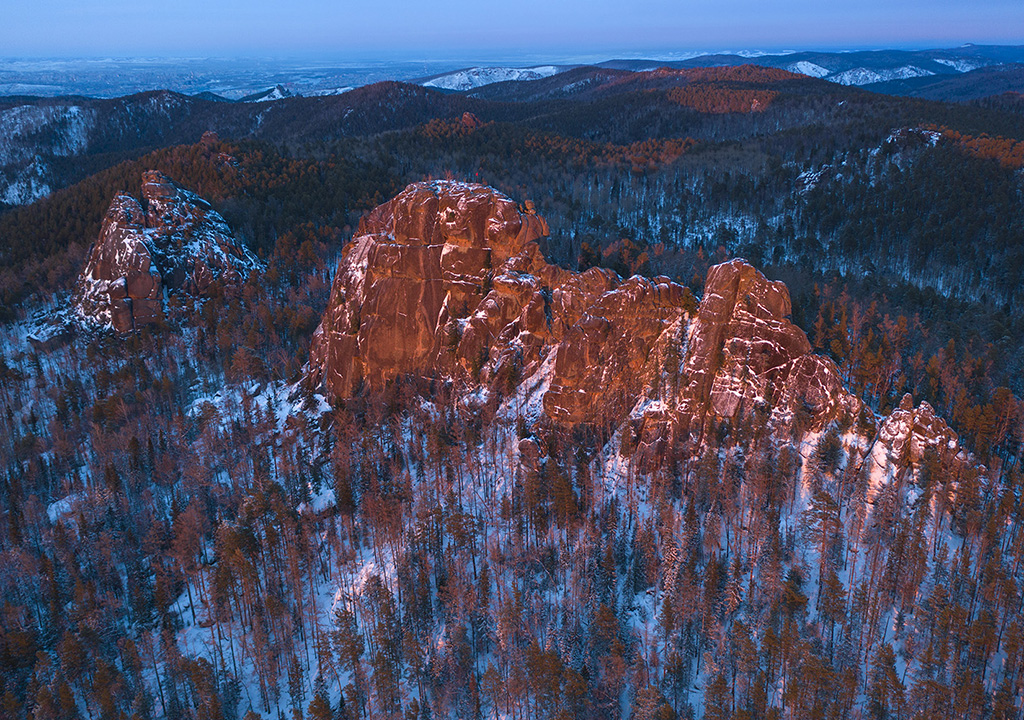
[542,275,688,424]
[74,194,162,332]
[877,394,960,465]
[675,259,858,435]
[309,183,963,481]
[72,171,261,332]
[461,112,484,129]
[863,393,966,501]
[621,260,860,470]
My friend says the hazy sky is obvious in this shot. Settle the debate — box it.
[3,0,1023,58]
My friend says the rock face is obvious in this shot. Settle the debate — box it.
[624,260,861,470]
[542,275,688,424]
[73,171,261,332]
[309,181,552,398]
[310,182,964,478]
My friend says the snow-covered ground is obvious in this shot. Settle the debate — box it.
[933,58,983,73]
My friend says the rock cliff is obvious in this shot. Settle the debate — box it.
[72,171,261,331]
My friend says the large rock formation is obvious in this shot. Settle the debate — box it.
[309,182,860,442]
[72,171,261,331]
[309,181,970,494]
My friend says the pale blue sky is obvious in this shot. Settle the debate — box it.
[3,0,1023,58]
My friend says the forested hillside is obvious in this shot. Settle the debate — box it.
[1,67,1023,720]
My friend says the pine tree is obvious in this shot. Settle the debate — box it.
[819,569,847,654]
[704,672,731,720]
[866,643,905,720]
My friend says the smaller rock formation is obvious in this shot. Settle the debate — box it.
[876,394,960,466]
[676,259,859,435]
[72,171,261,332]
[461,112,484,129]
[863,393,967,501]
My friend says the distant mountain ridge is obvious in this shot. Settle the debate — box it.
[419,66,565,91]
[3,45,1022,101]
[3,52,1023,210]
[593,44,1024,92]
[864,63,1024,100]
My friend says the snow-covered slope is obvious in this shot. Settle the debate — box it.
[1,158,51,205]
[421,65,562,91]
[242,85,295,103]
[0,103,94,205]
[788,61,831,78]
[0,104,92,165]
[307,86,353,96]
[829,65,935,86]
[934,57,983,72]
